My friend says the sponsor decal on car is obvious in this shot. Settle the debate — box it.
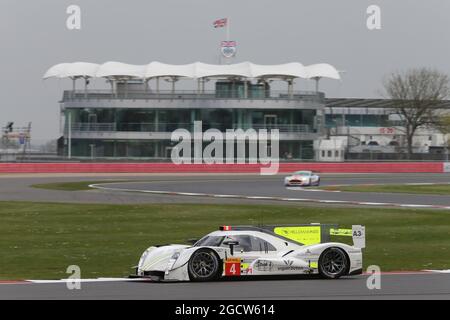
[274,226,321,245]
[330,228,353,236]
[277,260,307,271]
[254,260,273,272]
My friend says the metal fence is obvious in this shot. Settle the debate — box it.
[63,89,324,102]
[68,122,313,133]
[346,152,450,161]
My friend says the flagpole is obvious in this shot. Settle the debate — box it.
[226,18,230,64]
[226,18,230,42]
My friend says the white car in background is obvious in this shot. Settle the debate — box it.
[284,170,320,187]
[134,224,365,282]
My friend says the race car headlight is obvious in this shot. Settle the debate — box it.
[171,252,180,261]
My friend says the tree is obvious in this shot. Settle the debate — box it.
[383,68,450,156]
[436,114,450,134]
[435,114,450,160]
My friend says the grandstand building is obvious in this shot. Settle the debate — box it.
[44,61,450,161]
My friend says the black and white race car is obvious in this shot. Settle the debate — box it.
[284,171,320,187]
[135,224,365,282]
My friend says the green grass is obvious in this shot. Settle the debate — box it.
[323,184,450,195]
[0,201,449,279]
[31,181,127,191]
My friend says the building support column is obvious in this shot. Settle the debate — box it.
[84,77,89,98]
[156,77,160,97]
[109,79,114,97]
[154,141,159,158]
[67,111,72,159]
[237,109,243,129]
[144,79,149,93]
[71,78,76,99]
[313,77,321,92]
[113,80,118,98]
[288,79,293,98]
[190,109,196,131]
[290,110,294,132]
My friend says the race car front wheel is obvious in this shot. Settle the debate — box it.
[318,247,349,279]
[188,248,221,282]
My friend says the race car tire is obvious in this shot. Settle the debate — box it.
[188,248,221,282]
[318,247,349,279]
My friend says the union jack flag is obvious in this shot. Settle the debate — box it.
[213,18,227,28]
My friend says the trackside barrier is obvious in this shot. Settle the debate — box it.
[0,162,445,174]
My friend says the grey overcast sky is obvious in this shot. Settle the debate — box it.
[0,0,449,140]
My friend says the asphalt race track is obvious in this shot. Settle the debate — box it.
[1,173,450,208]
[0,273,449,300]
[1,172,450,299]
[90,173,450,208]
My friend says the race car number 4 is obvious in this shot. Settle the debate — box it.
[225,260,241,276]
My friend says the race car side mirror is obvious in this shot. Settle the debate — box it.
[223,241,239,256]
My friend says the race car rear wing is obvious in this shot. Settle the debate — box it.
[220,224,366,249]
[331,225,366,249]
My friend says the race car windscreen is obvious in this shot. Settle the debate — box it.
[293,171,310,176]
[194,236,224,247]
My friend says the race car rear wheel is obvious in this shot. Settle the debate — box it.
[318,247,348,279]
[188,248,221,282]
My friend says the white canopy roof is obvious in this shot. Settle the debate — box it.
[44,61,341,80]
[96,62,147,78]
[43,62,99,79]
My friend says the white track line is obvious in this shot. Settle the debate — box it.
[321,182,450,188]
[28,278,148,284]
[2,271,449,285]
[89,184,450,210]
[286,187,341,193]
[424,270,450,273]
[0,278,151,285]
